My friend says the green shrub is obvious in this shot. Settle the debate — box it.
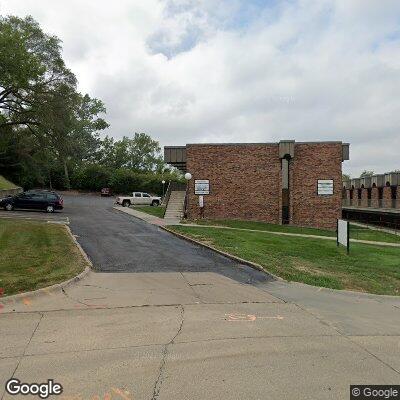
[71,164,111,191]
[71,165,183,195]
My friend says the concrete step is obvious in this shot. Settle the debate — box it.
[165,190,185,220]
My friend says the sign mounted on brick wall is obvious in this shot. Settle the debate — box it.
[195,179,210,195]
[317,179,334,195]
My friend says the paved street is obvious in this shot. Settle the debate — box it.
[1,194,399,399]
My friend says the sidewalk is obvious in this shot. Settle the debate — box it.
[181,224,400,248]
[113,205,180,226]
[351,221,400,237]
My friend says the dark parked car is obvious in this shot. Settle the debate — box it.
[0,190,63,213]
[101,187,112,197]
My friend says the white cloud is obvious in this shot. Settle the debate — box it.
[1,0,399,176]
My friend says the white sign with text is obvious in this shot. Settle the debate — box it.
[318,179,334,195]
[195,179,210,195]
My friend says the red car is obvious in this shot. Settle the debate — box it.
[101,188,112,197]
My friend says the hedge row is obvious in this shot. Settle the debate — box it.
[71,165,183,195]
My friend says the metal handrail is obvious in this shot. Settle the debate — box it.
[162,181,172,206]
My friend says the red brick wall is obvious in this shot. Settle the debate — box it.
[371,186,379,208]
[186,144,281,222]
[397,187,400,208]
[383,186,392,208]
[361,188,369,207]
[291,143,342,229]
[186,142,343,229]
[383,186,392,200]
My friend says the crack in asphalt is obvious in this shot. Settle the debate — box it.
[1,331,400,362]
[61,287,90,307]
[1,313,43,400]
[151,305,185,400]
[0,300,282,315]
[293,303,400,376]
[179,272,204,304]
[81,284,117,291]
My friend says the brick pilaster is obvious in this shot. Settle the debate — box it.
[360,188,369,207]
[371,187,379,208]
[383,186,392,208]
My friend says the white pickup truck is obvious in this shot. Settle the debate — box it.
[115,192,161,207]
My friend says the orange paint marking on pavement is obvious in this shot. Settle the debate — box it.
[225,313,256,321]
[22,297,31,306]
[103,393,112,400]
[225,313,284,321]
[111,387,132,400]
[258,315,284,320]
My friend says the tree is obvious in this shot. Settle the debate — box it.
[33,84,108,189]
[360,170,374,178]
[342,173,350,181]
[0,16,76,130]
[96,133,164,172]
[126,133,164,171]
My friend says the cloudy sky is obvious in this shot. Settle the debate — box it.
[1,0,399,177]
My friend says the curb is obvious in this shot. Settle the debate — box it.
[64,225,93,268]
[161,226,400,299]
[160,226,284,282]
[0,225,92,303]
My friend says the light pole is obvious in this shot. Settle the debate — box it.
[183,173,192,219]
[162,180,166,199]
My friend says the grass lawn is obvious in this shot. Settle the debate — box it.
[134,205,165,218]
[0,175,18,190]
[169,225,400,296]
[0,219,88,296]
[349,224,400,243]
[185,219,400,244]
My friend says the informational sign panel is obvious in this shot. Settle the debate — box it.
[337,219,349,254]
[195,179,210,195]
[318,179,334,195]
[198,195,204,208]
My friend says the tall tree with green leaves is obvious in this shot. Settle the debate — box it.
[96,133,164,172]
[0,15,76,130]
[33,84,108,189]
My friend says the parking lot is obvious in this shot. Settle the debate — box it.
[0,208,69,223]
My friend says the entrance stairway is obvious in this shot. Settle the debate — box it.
[164,190,186,220]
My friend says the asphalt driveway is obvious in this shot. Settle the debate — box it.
[65,194,271,283]
[0,194,399,400]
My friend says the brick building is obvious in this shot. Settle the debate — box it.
[164,140,350,229]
